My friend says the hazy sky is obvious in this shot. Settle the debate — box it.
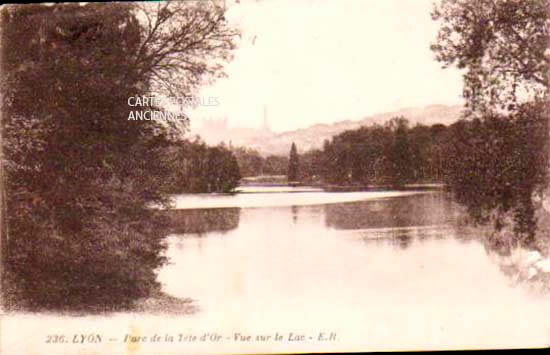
[190,0,464,133]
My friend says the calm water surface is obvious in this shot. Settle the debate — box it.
[4,190,550,353]
[157,190,550,350]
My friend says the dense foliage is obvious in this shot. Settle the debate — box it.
[1,2,237,310]
[1,3,166,310]
[303,118,447,187]
[431,0,548,113]
[431,0,549,249]
[164,139,241,194]
[444,103,548,247]
[232,147,289,177]
[287,143,300,183]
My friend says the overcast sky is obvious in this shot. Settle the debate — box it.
[189,0,464,133]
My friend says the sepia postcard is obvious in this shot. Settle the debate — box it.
[1,0,550,354]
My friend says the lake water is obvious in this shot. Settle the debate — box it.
[157,190,550,351]
[3,190,550,354]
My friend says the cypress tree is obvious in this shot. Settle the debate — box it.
[288,142,299,184]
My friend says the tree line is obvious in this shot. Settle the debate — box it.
[292,101,547,251]
[296,117,447,187]
[291,109,546,250]
[232,147,289,177]
[163,139,240,194]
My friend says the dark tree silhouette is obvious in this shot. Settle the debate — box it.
[0,2,238,310]
[288,142,300,184]
[387,117,412,187]
[308,119,446,188]
[431,0,549,249]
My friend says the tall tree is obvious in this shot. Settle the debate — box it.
[132,1,238,98]
[431,0,549,114]
[2,3,164,310]
[431,0,550,249]
[1,2,238,310]
[205,145,241,193]
[387,117,412,187]
[288,142,300,183]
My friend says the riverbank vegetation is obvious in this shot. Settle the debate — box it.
[1,2,239,311]
[232,147,289,178]
[163,139,240,194]
[431,0,549,255]
[297,118,448,187]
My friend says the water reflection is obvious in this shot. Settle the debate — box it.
[162,192,472,247]
[364,231,415,250]
[156,191,550,350]
[393,232,412,249]
[324,192,460,230]
[320,192,480,250]
[291,205,299,224]
[162,207,240,235]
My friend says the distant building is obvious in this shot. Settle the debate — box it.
[194,106,274,148]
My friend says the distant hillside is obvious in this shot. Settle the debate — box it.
[192,104,464,156]
[243,104,464,156]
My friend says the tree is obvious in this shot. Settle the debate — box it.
[1,2,238,310]
[431,0,549,114]
[443,106,548,247]
[205,145,241,193]
[299,149,323,184]
[313,119,448,187]
[132,1,238,98]
[387,117,412,187]
[232,147,264,177]
[220,150,242,193]
[432,0,550,249]
[148,139,241,194]
[287,142,300,184]
[263,155,289,176]
[2,3,166,310]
